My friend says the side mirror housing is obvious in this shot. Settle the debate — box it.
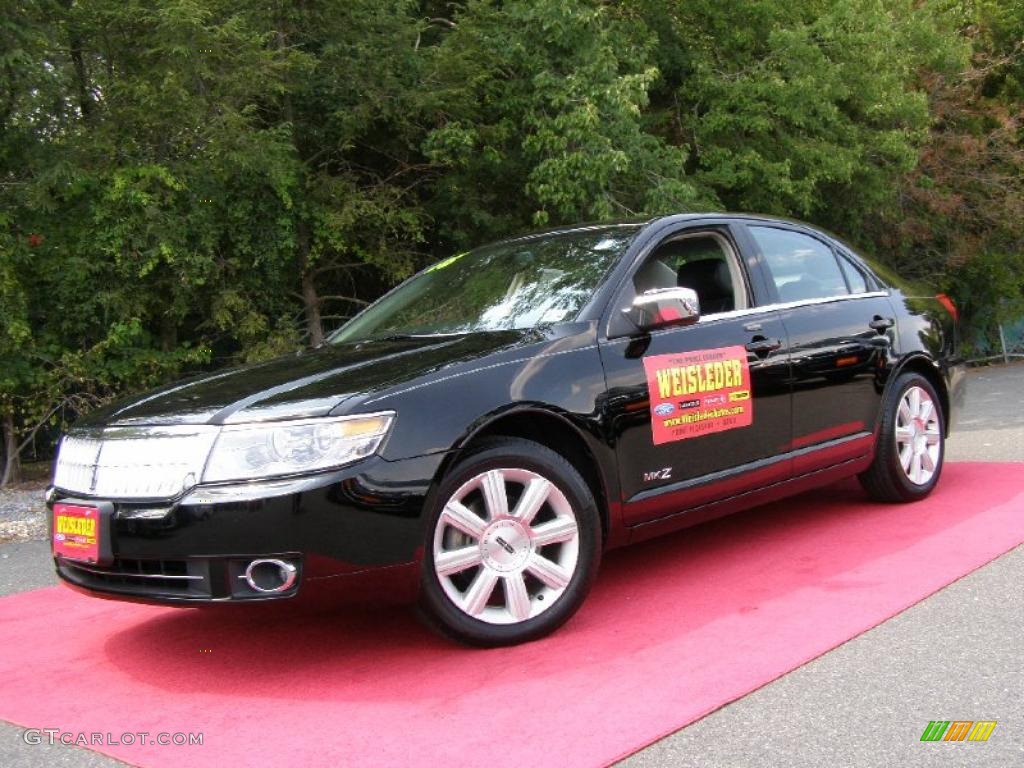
[624,287,701,333]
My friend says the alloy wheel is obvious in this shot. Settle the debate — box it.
[894,385,942,486]
[432,467,580,625]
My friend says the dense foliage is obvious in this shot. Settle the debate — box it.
[1,0,1022,483]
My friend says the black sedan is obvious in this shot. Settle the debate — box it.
[48,214,965,645]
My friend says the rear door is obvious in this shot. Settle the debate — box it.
[743,224,895,474]
[599,221,793,526]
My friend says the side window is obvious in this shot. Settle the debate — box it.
[838,254,869,294]
[633,233,746,315]
[748,226,849,302]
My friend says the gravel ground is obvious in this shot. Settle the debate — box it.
[0,483,47,544]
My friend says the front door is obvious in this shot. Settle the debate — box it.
[599,224,792,526]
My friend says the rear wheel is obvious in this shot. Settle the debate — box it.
[418,437,601,646]
[859,372,945,502]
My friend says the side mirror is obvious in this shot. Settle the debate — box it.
[624,287,701,332]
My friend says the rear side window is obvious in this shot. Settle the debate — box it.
[838,255,869,293]
[748,226,849,302]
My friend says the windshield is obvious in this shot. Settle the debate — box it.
[330,226,639,343]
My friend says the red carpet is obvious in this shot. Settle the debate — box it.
[1,462,1022,767]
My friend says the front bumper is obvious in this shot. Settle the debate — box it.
[48,453,445,604]
[56,553,303,603]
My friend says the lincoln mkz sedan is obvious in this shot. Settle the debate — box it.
[48,214,965,645]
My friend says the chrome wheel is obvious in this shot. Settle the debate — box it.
[894,385,942,486]
[432,467,580,625]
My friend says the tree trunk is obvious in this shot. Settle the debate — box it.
[62,1,93,121]
[297,220,324,347]
[301,270,325,347]
[160,311,178,352]
[1,412,21,487]
[276,26,322,348]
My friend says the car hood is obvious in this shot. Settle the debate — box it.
[76,332,543,428]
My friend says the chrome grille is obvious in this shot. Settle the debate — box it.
[53,426,219,500]
[52,436,101,495]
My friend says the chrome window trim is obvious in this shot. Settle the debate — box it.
[603,289,890,344]
[696,290,890,324]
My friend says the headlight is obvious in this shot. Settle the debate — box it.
[202,412,395,484]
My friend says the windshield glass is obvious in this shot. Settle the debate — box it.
[330,226,639,343]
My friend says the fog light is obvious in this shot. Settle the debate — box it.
[242,558,297,593]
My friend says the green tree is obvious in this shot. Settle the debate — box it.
[0,0,1018,484]
[863,0,1024,346]
[637,0,966,232]
[422,0,704,247]
[1,0,432,481]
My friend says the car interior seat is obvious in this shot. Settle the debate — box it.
[647,238,737,315]
[675,259,735,314]
[633,258,678,294]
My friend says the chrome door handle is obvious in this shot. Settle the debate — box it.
[869,316,894,333]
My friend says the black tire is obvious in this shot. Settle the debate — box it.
[418,437,602,647]
[859,372,945,503]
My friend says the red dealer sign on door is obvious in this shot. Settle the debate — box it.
[643,345,753,445]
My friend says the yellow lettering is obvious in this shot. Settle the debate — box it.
[656,369,672,399]
[703,364,712,391]
[653,356,748,404]
[57,516,94,537]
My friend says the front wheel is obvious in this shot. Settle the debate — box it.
[418,437,601,646]
[859,372,945,502]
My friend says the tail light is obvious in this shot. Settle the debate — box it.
[935,293,958,322]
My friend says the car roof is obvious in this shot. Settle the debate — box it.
[507,213,904,292]
[499,212,830,242]
[489,213,895,284]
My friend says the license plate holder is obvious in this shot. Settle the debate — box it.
[51,501,114,565]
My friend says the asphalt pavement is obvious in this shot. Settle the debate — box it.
[1,364,1022,767]
[622,363,1024,767]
